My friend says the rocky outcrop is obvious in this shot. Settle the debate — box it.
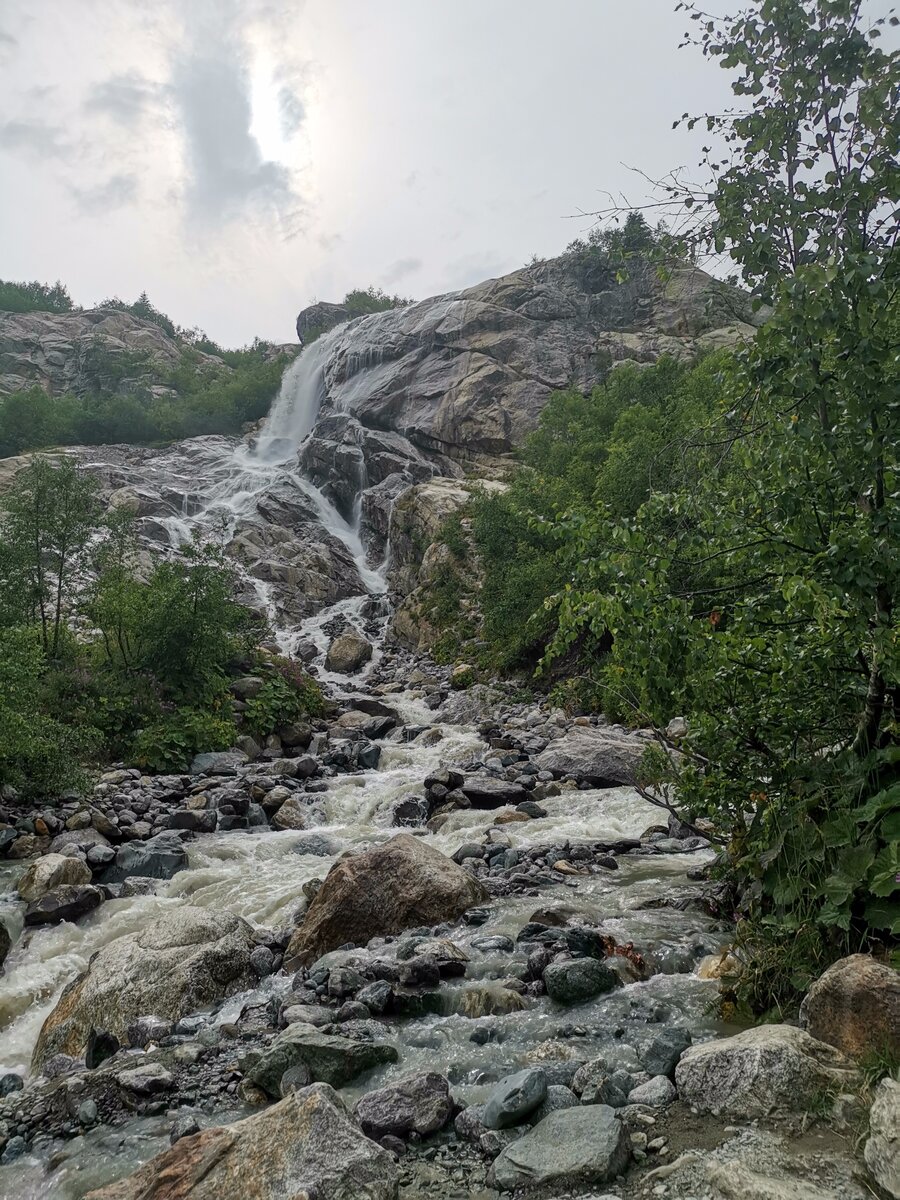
[33,906,255,1070]
[284,834,488,969]
[674,1025,859,1118]
[85,1083,398,1200]
[799,953,899,1060]
[247,1022,399,1097]
[296,301,352,344]
[16,853,91,901]
[491,1104,630,1192]
[0,308,224,398]
[311,258,756,465]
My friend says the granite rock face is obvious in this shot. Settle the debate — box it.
[32,906,256,1071]
[84,1083,398,1200]
[799,953,900,1061]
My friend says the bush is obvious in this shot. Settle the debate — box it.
[132,708,236,773]
[243,664,324,738]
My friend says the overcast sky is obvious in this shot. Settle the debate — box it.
[2,1,745,346]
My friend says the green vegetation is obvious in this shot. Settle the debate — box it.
[0,458,323,790]
[0,283,292,456]
[0,278,74,314]
[433,0,900,1012]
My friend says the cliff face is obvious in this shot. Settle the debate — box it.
[294,255,758,510]
[0,308,225,398]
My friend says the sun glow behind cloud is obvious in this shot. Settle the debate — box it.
[249,59,291,163]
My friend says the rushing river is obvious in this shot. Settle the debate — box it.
[0,335,736,1197]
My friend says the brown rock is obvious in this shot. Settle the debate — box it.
[799,954,899,1060]
[284,833,487,970]
[85,1083,397,1200]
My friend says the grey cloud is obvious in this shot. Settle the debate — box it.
[0,30,16,48]
[171,6,302,228]
[318,232,343,250]
[70,172,137,214]
[278,85,305,137]
[382,256,422,286]
[84,72,165,127]
[0,118,70,159]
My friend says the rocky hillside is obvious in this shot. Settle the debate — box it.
[0,308,227,398]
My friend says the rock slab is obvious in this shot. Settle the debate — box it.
[84,1083,398,1200]
[491,1104,630,1192]
[675,1024,859,1118]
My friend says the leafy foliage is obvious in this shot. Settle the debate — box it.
[302,285,414,342]
[0,459,319,790]
[0,278,75,314]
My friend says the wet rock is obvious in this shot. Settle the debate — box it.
[249,946,276,978]
[675,1024,860,1117]
[190,750,247,775]
[0,1073,23,1097]
[534,725,650,785]
[356,980,393,1014]
[85,1027,120,1069]
[543,958,620,1005]
[452,985,527,1018]
[101,831,188,883]
[78,1098,99,1125]
[325,631,373,673]
[799,953,900,1062]
[170,1113,201,1144]
[460,777,528,809]
[282,1004,334,1028]
[0,921,11,970]
[483,1068,547,1129]
[247,1022,399,1097]
[283,833,488,969]
[491,1103,630,1192]
[270,795,311,831]
[864,1076,900,1199]
[641,1025,692,1077]
[33,906,255,1071]
[24,884,104,926]
[84,1084,398,1200]
[355,1071,453,1140]
[16,853,92,901]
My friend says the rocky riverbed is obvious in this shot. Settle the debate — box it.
[1,645,896,1199]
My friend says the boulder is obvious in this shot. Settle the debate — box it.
[247,1022,398,1097]
[626,1074,676,1106]
[674,1024,860,1118]
[33,906,255,1070]
[460,777,528,808]
[534,725,649,785]
[799,954,900,1061]
[0,921,11,970]
[24,884,104,926]
[864,1076,900,1199]
[483,1069,547,1129]
[84,1083,397,1200]
[101,831,189,883]
[284,834,488,969]
[325,632,373,674]
[491,1104,630,1192]
[543,958,620,1005]
[16,853,92,901]
[190,750,247,775]
[354,1072,453,1140]
[270,796,311,831]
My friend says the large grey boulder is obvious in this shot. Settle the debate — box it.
[324,631,373,674]
[865,1076,900,1199]
[247,1022,398,1097]
[16,853,92,901]
[101,831,188,883]
[675,1024,860,1118]
[84,1083,398,1200]
[354,1072,453,1140]
[491,1104,630,1192]
[32,906,255,1070]
[534,725,651,785]
[283,833,487,969]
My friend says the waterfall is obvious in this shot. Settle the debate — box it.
[251,331,337,466]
